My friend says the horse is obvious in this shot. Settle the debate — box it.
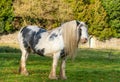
[18,20,88,79]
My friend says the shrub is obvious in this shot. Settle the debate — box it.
[0,0,14,34]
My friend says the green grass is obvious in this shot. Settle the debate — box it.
[0,46,120,82]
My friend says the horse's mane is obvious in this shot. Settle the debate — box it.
[61,20,79,58]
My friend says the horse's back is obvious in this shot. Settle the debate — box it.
[18,25,64,56]
[18,25,46,51]
[20,25,46,34]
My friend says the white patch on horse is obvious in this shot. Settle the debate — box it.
[80,22,88,39]
[27,25,40,32]
[35,27,64,56]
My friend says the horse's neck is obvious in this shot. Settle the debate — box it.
[47,27,62,34]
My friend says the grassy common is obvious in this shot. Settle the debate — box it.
[0,46,120,82]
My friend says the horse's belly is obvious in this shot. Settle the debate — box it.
[44,39,64,56]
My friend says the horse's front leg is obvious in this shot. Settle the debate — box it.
[49,52,60,79]
[60,58,67,79]
[19,49,29,76]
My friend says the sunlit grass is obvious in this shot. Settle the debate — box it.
[0,47,120,82]
[0,43,19,49]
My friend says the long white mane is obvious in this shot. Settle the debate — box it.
[61,20,79,58]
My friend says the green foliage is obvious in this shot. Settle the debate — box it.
[101,0,120,38]
[13,0,74,29]
[0,0,14,33]
[73,0,114,40]
[0,0,118,40]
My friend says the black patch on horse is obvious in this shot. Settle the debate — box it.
[33,28,46,48]
[36,48,45,56]
[21,26,46,55]
[35,28,46,39]
[23,41,28,48]
[77,24,82,45]
[29,32,36,50]
[21,27,31,38]
[40,28,46,33]
[60,49,66,58]
[58,28,62,35]
[21,27,33,49]
[76,20,80,26]
[49,33,58,40]
[20,26,27,33]
[58,28,61,32]
[79,23,84,27]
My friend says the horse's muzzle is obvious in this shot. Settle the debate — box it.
[81,38,88,44]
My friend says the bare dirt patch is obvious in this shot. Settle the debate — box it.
[0,32,19,48]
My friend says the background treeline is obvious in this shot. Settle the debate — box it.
[0,0,120,40]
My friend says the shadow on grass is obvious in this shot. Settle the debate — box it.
[0,46,20,53]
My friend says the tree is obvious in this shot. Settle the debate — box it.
[13,0,74,29]
[101,0,120,38]
[0,0,14,33]
[13,0,119,40]
[73,0,115,40]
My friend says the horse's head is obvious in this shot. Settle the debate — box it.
[76,21,88,44]
[61,20,88,57]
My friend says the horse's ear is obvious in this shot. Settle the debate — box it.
[76,20,80,26]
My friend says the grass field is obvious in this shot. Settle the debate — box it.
[0,46,120,82]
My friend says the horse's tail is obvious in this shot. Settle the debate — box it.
[18,26,27,43]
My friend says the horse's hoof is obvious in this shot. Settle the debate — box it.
[60,76,67,80]
[49,76,58,80]
[20,71,29,76]
[62,77,67,80]
[19,67,29,76]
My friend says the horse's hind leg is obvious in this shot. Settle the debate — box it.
[19,46,29,76]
